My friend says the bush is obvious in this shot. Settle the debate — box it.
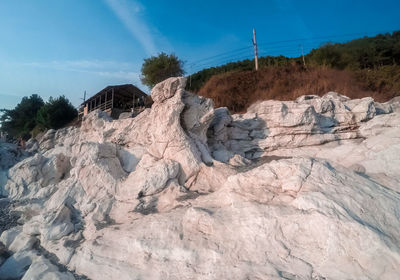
[198,65,399,113]
[0,94,44,138]
[36,96,77,129]
[189,31,400,94]
[307,31,400,69]
[141,52,184,88]
[354,65,400,94]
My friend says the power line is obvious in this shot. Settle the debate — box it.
[191,45,315,72]
[258,45,314,55]
[258,41,324,51]
[187,28,400,74]
[189,50,253,69]
[192,52,253,67]
[189,39,330,70]
[188,45,252,66]
[191,47,312,73]
[190,54,253,73]
[190,48,252,65]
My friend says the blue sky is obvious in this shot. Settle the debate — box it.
[0,0,399,110]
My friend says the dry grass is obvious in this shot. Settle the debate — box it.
[197,65,398,113]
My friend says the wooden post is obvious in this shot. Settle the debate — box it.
[112,88,114,108]
[81,90,86,103]
[253,28,259,71]
[300,44,306,68]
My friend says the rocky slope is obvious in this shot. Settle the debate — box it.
[0,77,399,279]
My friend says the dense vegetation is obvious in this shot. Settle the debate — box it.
[188,56,293,92]
[141,52,184,88]
[188,31,400,109]
[198,65,391,112]
[1,95,77,140]
[36,96,77,130]
[306,31,400,69]
[0,95,44,139]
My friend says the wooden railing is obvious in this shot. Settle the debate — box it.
[89,99,113,112]
[78,100,113,120]
[78,100,146,120]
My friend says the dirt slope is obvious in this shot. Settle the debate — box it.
[197,65,398,113]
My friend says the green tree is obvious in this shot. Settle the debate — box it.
[0,94,44,139]
[140,52,184,88]
[36,96,77,130]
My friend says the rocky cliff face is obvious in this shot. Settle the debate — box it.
[0,77,400,280]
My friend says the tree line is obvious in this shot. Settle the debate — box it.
[0,95,77,140]
[187,31,400,93]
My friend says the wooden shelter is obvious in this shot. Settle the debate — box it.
[79,84,148,119]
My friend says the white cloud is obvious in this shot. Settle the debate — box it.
[104,0,157,55]
[97,70,139,80]
[21,60,134,71]
[18,59,141,85]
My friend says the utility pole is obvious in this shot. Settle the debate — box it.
[252,28,259,71]
[300,44,306,68]
[81,90,86,103]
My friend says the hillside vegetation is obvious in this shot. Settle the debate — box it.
[1,95,77,140]
[190,31,400,112]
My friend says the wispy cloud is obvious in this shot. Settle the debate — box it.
[104,0,157,55]
[22,59,135,71]
[97,70,139,80]
[19,59,141,83]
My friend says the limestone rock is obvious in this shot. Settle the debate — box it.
[117,154,180,200]
[151,76,186,103]
[0,250,37,279]
[208,92,394,160]
[117,145,145,173]
[0,142,29,170]
[118,112,133,119]
[0,79,399,280]
[22,256,75,280]
[25,138,39,153]
[39,129,57,150]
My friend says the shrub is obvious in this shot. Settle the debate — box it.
[36,96,77,129]
[198,65,398,113]
[0,94,44,138]
[189,31,400,94]
[141,52,184,88]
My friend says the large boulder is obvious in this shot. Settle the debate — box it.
[1,78,400,280]
[208,92,394,160]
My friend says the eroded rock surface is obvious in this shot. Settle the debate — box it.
[208,92,394,160]
[0,78,399,280]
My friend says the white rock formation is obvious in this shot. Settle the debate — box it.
[207,92,395,161]
[0,77,400,280]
